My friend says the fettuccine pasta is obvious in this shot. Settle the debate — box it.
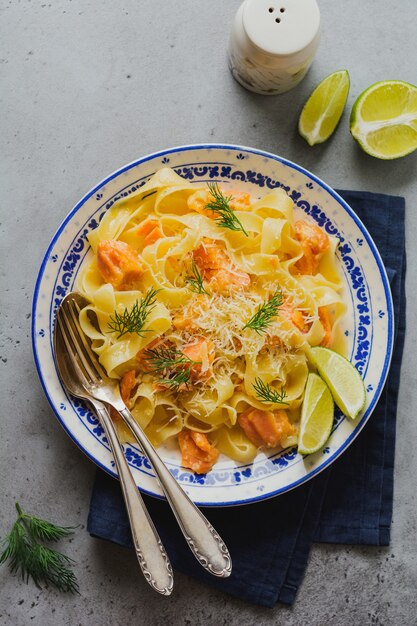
[77,168,346,473]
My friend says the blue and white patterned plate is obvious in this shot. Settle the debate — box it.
[32,144,393,507]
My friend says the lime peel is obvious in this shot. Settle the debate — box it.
[350,80,417,159]
[311,347,366,420]
[298,70,350,146]
[298,373,334,455]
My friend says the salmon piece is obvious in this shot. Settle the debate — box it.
[318,306,332,347]
[144,226,163,247]
[226,189,252,211]
[294,220,330,275]
[136,218,163,247]
[295,247,317,275]
[280,301,309,333]
[193,239,250,293]
[187,187,251,218]
[178,429,220,474]
[295,220,330,256]
[193,238,229,270]
[238,408,295,449]
[187,189,214,218]
[120,369,137,408]
[182,337,215,381]
[206,267,251,293]
[110,369,137,421]
[136,218,158,237]
[97,240,145,290]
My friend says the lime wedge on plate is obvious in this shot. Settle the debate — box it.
[298,70,350,146]
[350,80,417,159]
[298,373,334,455]
[311,347,366,420]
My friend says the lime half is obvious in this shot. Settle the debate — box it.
[298,70,350,146]
[298,373,334,455]
[350,80,417,159]
[311,347,366,420]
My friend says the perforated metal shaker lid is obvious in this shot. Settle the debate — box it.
[242,0,320,59]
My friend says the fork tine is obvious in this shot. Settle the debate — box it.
[56,312,91,388]
[67,297,108,382]
[58,307,93,384]
[59,303,99,386]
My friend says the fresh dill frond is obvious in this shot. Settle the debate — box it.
[0,502,78,593]
[26,514,75,543]
[205,182,249,236]
[160,368,194,391]
[186,261,208,295]
[108,287,159,338]
[243,288,284,334]
[144,345,199,391]
[253,378,288,405]
[144,345,192,372]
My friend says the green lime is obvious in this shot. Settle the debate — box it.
[298,373,334,455]
[311,347,366,420]
[298,70,350,146]
[350,80,417,159]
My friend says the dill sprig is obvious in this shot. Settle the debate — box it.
[205,182,249,236]
[186,261,208,295]
[108,287,159,338]
[144,345,199,391]
[0,502,78,593]
[253,378,288,405]
[243,288,284,335]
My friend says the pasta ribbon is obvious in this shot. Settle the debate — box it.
[76,168,346,471]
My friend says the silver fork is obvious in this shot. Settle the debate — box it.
[54,308,174,595]
[56,292,232,578]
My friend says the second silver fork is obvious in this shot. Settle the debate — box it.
[55,312,174,595]
[58,292,232,579]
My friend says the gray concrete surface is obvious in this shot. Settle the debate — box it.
[1,1,416,624]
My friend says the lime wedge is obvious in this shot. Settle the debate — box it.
[350,80,417,159]
[298,373,334,455]
[298,70,350,146]
[311,347,366,420]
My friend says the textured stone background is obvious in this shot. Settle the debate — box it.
[1,1,416,624]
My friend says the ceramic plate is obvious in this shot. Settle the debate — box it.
[32,144,393,506]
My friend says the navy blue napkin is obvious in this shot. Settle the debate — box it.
[88,190,406,607]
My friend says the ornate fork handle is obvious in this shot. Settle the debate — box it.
[93,401,174,594]
[117,406,232,578]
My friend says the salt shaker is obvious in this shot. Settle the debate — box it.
[228,0,320,95]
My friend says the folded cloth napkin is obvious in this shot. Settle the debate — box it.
[88,190,406,607]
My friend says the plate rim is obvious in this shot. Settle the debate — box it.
[31,142,395,506]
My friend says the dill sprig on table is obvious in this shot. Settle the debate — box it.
[108,287,159,338]
[205,182,249,236]
[144,345,199,391]
[243,288,284,335]
[253,378,288,405]
[186,261,208,295]
[0,502,78,593]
